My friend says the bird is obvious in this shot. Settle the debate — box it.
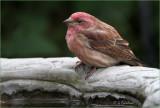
[64,12,143,79]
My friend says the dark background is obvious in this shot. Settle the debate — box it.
[1,1,159,68]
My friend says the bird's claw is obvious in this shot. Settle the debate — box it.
[85,67,97,79]
[75,61,84,71]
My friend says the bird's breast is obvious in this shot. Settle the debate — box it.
[66,35,119,67]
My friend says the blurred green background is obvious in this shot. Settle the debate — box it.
[1,1,159,68]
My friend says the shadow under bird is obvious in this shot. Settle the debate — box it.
[64,12,143,79]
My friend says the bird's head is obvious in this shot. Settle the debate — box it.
[64,12,95,31]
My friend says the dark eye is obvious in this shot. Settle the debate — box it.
[77,20,82,23]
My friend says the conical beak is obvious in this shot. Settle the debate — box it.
[63,18,73,23]
[63,18,74,26]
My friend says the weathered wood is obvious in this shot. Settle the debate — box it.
[1,57,159,107]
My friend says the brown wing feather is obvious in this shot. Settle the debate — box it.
[81,30,137,61]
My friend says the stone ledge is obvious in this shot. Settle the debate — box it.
[1,57,159,107]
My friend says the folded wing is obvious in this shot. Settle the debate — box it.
[81,29,139,61]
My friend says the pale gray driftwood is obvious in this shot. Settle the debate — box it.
[1,57,159,107]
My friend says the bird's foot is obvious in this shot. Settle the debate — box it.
[85,67,97,79]
[75,61,85,71]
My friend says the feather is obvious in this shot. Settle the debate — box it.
[81,29,140,63]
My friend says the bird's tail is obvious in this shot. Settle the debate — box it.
[131,59,145,66]
[123,59,145,67]
[134,60,144,66]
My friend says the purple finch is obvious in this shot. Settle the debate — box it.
[64,12,143,79]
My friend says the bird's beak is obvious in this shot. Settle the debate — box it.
[63,18,75,26]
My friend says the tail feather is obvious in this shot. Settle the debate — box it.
[135,61,144,66]
[122,59,145,66]
[130,59,145,66]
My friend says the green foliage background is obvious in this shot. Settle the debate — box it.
[1,1,159,67]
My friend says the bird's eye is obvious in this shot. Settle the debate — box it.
[77,20,82,23]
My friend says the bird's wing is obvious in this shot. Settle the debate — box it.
[81,30,138,60]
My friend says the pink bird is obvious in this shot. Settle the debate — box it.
[64,12,143,79]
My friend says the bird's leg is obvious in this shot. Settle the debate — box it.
[85,67,97,79]
[75,61,85,71]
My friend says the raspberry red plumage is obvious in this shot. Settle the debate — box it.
[64,12,143,78]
